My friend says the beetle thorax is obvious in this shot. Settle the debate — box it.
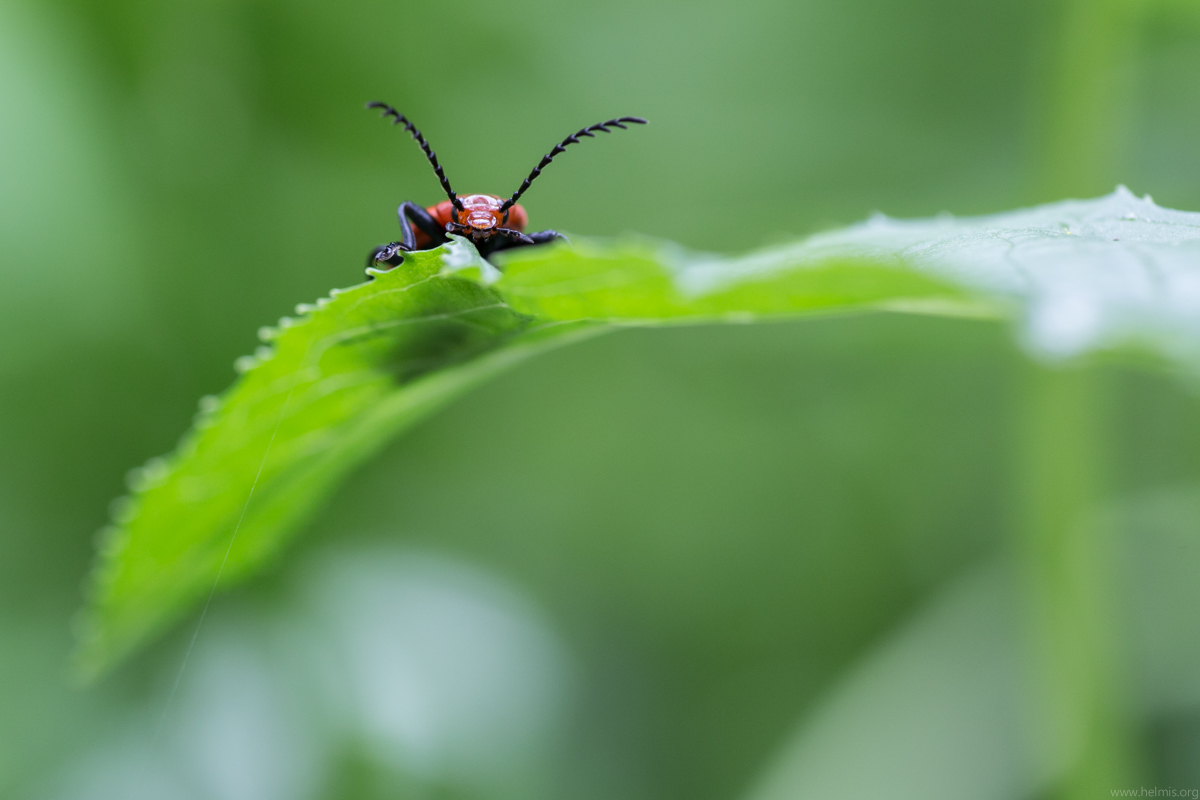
[455,194,505,232]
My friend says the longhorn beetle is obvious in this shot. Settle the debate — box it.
[366,102,647,268]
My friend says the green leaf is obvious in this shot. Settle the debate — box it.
[74,244,602,679]
[75,188,1200,678]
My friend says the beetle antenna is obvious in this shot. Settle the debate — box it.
[500,117,648,211]
[366,101,463,210]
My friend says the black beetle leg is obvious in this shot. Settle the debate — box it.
[367,243,405,269]
[367,201,450,273]
[397,201,445,250]
[478,229,527,259]
[495,227,536,246]
[480,228,564,259]
[526,230,567,246]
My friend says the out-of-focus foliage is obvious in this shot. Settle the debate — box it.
[8,0,1200,797]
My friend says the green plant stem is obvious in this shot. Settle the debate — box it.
[1016,364,1136,798]
[1033,0,1147,200]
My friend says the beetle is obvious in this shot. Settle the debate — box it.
[365,101,647,268]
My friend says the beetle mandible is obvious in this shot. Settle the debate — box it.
[365,101,647,268]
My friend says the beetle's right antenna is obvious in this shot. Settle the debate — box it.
[367,101,463,211]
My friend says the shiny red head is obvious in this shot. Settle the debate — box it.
[415,195,528,249]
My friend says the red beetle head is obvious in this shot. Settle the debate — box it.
[453,194,506,232]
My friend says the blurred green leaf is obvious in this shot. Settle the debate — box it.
[76,188,1200,678]
[74,243,601,680]
[744,564,1032,800]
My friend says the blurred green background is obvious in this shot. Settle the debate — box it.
[5,0,1200,797]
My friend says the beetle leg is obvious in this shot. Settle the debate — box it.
[368,243,405,269]
[478,228,565,260]
[368,201,450,272]
[526,230,567,246]
[495,227,536,246]
[398,201,445,250]
[478,230,527,259]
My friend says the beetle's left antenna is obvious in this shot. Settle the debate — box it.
[367,102,463,211]
[500,116,647,211]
